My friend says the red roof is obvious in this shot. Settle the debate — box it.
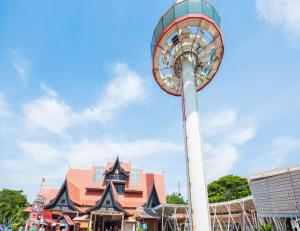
[39,188,60,204]
[106,161,131,173]
[44,160,166,212]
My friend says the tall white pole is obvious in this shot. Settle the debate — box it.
[182,55,211,231]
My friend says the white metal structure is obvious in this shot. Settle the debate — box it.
[154,196,257,231]
[248,164,300,231]
[209,196,257,231]
[154,204,190,231]
[151,1,224,230]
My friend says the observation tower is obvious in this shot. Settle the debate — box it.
[151,0,224,230]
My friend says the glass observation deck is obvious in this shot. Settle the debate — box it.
[151,0,221,56]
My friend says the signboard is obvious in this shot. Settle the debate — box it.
[28,194,46,231]
[34,195,46,204]
[51,210,63,216]
[31,203,44,213]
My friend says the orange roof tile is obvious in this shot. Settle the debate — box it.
[106,161,131,172]
[67,181,81,205]
[145,173,166,204]
[42,160,166,212]
[39,188,59,204]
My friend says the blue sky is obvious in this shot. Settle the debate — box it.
[1,0,300,201]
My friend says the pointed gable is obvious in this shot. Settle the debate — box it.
[87,181,127,214]
[105,157,128,177]
[145,184,161,208]
[45,180,79,213]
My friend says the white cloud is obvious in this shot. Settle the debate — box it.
[266,136,300,168]
[23,92,75,137]
[82,62,146,123]
[1,137,182,199]
[256,0,300,45]
[247,136,300,174]
[10,50,30,82]
[202,109,257,181]
[17,141,63,164]
[64,139,183,167]
[205,143,239,181]
[0,93,11,117]
[16,138,182,167]
[0,157,67,200]
[22,63,146,137]
[40,82,58,98]
[271,136,300,152]
[227,126,256,145]
[203,109,236,135]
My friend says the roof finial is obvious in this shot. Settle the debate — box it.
[40,178,45,188]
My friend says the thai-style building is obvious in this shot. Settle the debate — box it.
[27,161,300,231]
[37,157,166,231]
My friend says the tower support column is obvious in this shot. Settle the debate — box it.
[182,55,211,231]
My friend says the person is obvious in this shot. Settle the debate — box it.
[39,225,45,231]
[75,223,80,231]
[55,224,60,231]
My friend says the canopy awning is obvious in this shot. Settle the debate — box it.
[43,218,54,224]
[73,215,89,222]
[134,207,159,219]
[91,210,124,216]
[63,214,74,226]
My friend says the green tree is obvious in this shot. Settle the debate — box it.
[137,225,144,231]
[0,189,28,229]
[166,193,187,204]
[259,223,272,231]
[207,175,251,203]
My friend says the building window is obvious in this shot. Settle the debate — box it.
[108,174,125,181]
[106,200,111,205]
[60,199,66,204]
[130,168,141,185]
[114,184,125,195]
